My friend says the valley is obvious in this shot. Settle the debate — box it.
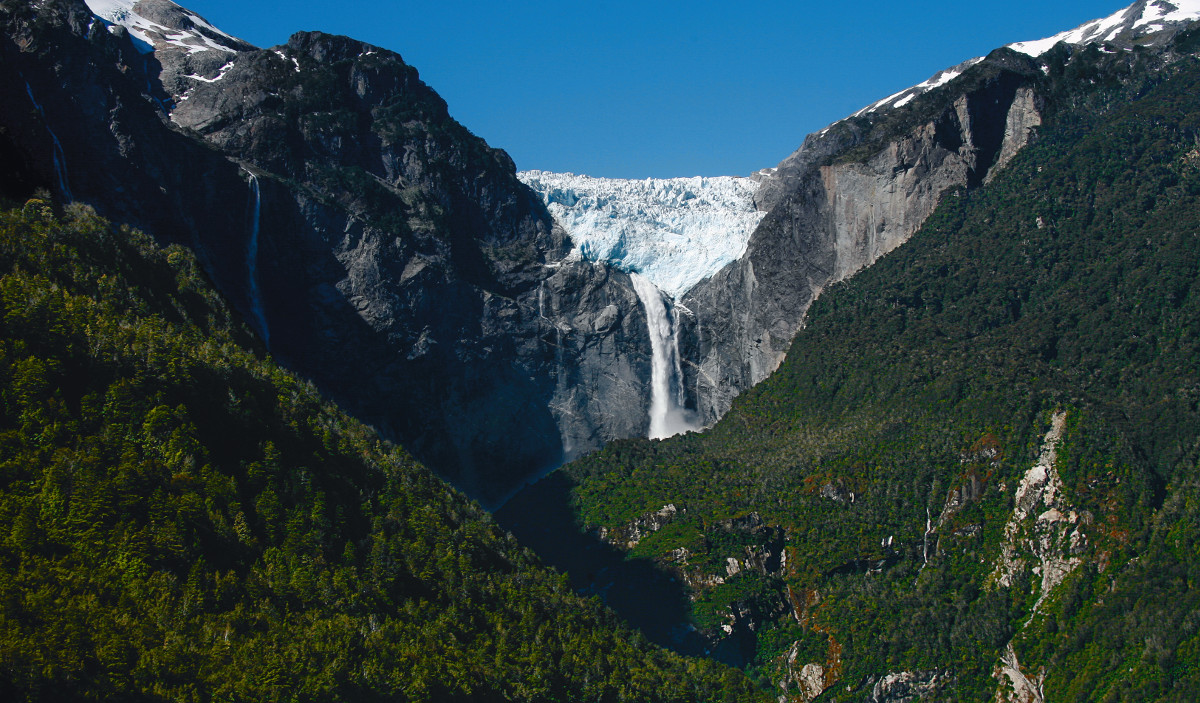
[2,0,1200,700]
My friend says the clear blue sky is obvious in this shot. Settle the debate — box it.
[180,0,1130,178]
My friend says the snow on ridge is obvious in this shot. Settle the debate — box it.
[834,1,1200,128]
[85,0,246,55]
[852,57,984,118]
[519,171,765,298]
[1008,0,1200,56]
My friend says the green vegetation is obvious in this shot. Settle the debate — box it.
[0,201,765,702]
[556,51,1200,701]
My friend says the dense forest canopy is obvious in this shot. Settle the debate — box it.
[0,200,764,702]
[538,48,1200,701]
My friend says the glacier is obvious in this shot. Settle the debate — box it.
[518,170,765,299]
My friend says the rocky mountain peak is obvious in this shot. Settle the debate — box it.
[85,0,254,54]
[1007,0,1200,56]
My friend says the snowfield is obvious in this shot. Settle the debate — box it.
[519,171,765,298]
[85,0,245,54]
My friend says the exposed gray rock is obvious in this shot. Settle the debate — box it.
[540,263,651,462]
[994,642,1045,703]
[683,64,1046,422]
[598,503,680,549]
[776,648,826,703]
[1,0,658,505]
[867,670,951,703]
[990,86,1042,181]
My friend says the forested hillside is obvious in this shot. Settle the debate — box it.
[0,200,764,702]
[523,46,1200,701]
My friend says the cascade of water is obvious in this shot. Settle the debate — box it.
[48,131,73,203]
[672,311,686,408]
[244,170,269,345]
[630,273,698,439]
[694,304,703,404]
[24,81,73,202]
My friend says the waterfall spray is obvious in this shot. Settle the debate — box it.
[244,170,269,346]
[630,273,699,439]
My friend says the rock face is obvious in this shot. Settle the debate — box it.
[161,28,586,501]
[518,56,1050,431]
[0,0,657,504]
[680,57,1046,422]
[866,670,951,703]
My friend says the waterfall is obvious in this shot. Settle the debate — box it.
[630,273,698,439]
[244,170,269,345]
[47,131,72,203]
[23,81,73,202]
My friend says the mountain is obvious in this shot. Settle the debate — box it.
[501,5,1200,700]
[0,200,764,701]
[7,0,1200,699]
[516,0,1200,437]
[0,0,685,504]
[15,0,1190,512]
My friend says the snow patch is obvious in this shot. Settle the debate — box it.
[519,171,764,298]
[184,60,234,83]
[85,0,245,54]
[1008,0,1200,56]
[852,58,982,117]
[273,50,301,72]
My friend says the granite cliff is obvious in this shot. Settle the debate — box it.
[0,0,662,503]
[682,58,1046,421]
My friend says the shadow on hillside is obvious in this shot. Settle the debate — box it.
[495,472,716,661]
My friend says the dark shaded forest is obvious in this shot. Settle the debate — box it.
[0,200,765,702]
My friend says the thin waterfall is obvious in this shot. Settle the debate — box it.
[694,304,703,405]
[23,80,73,202]
[672,301,693,410]
[48,131,72,203]
[244,170,269,346]
[630,273,698,439]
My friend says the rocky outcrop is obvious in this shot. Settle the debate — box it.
[990,411,1089,601]
[866,670,951,703]
[994,643,1045,703]
[989,411,1091,703]
[597,503,681,549]
[682,60,1046,422]
[779,658,826,703]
